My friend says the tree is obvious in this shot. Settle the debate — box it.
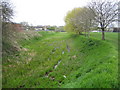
[118,1,120,27]
[2,0,15,42]
[2,0,14,34]
[73,7,96,37]
[1,0,13,22]
[47,26,56,30]
[64,8,82,34]
[64,7,95,36]
[1,0,19,56]
[88,0,118,40]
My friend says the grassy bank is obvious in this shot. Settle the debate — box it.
[3,31,118,88]
[62,32,118,88]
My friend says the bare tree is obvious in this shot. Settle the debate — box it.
[88,0,118,40]
[79,7,96,37]
[1,1,13,22]
[1,0,14,38]
[72,7,96,36]
[118,1,120,27]
[1,0,17,54]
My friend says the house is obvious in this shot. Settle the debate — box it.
[113,28,120,32]
[34,26,48,31]
[11,23,25,32]
[34,26,43,31]
[91,30,100,32]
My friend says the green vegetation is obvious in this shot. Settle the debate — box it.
[3,31,118,88]
[64,1,118,40]
[2,0,118,88]
[62,32,118,88]
[64,7,95,35]
[47,26,56,30]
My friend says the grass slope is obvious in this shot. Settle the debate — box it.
[3,31,118,88]
[61,33,118,88]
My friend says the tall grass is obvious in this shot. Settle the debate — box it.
[2,31,118,88]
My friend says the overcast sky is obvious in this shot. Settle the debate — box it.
[10,0,92,26]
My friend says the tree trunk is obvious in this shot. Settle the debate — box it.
[85,30,87,37]
[78,32,82,35]
[88,31,90,38]
[102,28,105,40]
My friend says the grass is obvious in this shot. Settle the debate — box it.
[61,33,118,88]
[2,31,118,88]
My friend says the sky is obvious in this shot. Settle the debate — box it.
[10,0,91,26]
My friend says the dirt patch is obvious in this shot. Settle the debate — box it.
[26,52,36,64]
[72,55,77,59]
[22,48,28,51]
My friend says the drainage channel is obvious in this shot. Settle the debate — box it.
[44,60,61,78]
[54,60,61,69]
[66,44,70,52]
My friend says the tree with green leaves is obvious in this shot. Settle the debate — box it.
[64,8,82,34]
[64,7,95,36]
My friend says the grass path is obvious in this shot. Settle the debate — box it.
[3,32,118,88]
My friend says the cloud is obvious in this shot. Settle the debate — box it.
[11,0,90,26]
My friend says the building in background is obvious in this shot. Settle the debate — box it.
[12,23,25,32]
